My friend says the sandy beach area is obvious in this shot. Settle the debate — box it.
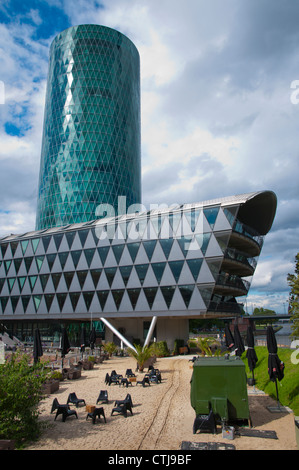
[25,355,298,451]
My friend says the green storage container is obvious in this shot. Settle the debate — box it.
[190,356,250,430]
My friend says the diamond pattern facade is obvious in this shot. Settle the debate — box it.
[36,25,141,230]
[0,192,276,320]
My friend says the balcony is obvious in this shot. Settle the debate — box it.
[207,300,243,315]
[214,273,250,297]
[230,220,264,256]
[221,247,257,276]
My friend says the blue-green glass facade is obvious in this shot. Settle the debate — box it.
[36,24,141,230]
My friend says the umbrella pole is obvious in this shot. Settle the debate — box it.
[275,379,280,407]
[252,369,256,392]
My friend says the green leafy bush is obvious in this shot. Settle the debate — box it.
[0,352,49,448]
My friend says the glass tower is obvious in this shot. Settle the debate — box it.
[36,24,141,230]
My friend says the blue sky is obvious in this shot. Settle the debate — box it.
[0,0,299,313]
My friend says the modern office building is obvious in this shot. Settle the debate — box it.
[0,25,277,349]
[36,25,141,231]
[0,191,276,348]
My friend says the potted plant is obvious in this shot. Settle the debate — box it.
[127,344,154,372]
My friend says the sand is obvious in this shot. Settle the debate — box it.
[25,355,298,451]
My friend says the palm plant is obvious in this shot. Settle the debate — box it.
[127,344,154,371]
[197,337,216,356]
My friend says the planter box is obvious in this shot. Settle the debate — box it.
[42,380,60,395]
[67,369,81,380]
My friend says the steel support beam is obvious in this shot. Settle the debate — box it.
[100,317,137,353]
[143,316,157,350]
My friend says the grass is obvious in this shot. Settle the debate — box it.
[241,346,299,415]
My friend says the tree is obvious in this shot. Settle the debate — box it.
[253,307,276,326]
[127,344,154,371]
[287,253,299,337]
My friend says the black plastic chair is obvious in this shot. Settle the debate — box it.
[108,375,120,386]
[54,405,78,422]
[119,377,132,388]
[111,401,133,418]
[114,393,133,409]
[111,370,123,379]
[67,392,86,408]
[97,390,108,404]
[125,368,136,377]
[50,398,69,414]
[86,407,106,424]
[137,376,150,387]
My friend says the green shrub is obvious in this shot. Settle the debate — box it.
[173,339,185,355]
[153,341,170,357]
[0,352,49,448]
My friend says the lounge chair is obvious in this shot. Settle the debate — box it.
[125,368,136,377]
[86,407,106,424]
[111,370,123,379]
[54,405,78,422]
[119,377,132,387]
[67,392,86,408]
[96,390,108,404]
[50,397,69,414]
[111,401,133,418]
[137,376,150,387]
[114,393,133,408]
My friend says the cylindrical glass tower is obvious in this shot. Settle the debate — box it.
[36,24,141,230]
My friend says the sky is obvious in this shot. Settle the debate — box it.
[0,0,298,314]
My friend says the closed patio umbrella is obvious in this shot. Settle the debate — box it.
[266,325,285,407]
[60,327,71,368]
[224,323,234,350]
[246,325,258,385]
[33,328,43,364]
[234,324,245,357]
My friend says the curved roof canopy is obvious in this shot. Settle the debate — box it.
[236,191,277,235]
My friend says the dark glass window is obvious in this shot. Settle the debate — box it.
[42,235,52,252]
[187,259,203,281]
[160,285,175,308]
[4,260,11,275]
[119,265,133,286]
[159,238,173,259]
[142,240,157,261]
[29,275,37,291]
[10,241,19,256]
[54,233,64,250]
[46,253,56,271]
[57,293,67,311]
[135,264,149,285]
[77,270,88,289]
[168,260,184,283]
[69,292,80,311]
[127,242,140,262]
[51,273,62,290]
[58,252,69,269]
[63,271,75,289]
[179,284,194,308]
[21,295,30,312]
[44,293,54,311]
[35,255,45,272]
[8,277,16,293]
[71,250,82,268]
[21,240,29,255]
[203,207,219,228]
[177,236,194,257]
[33,295,42,312]
[98,246,109,265]
[127,288,141,309]
[84,248,95,267]
[40,274,50,291]
[112,289,124,310]
[90,269,102,288]
[17,277,26,292]
[104,267,117,287]
[31,238,40,254]
[151,262,166,284]
[97,290,109,310]
[83,291,94,310]
[143,287,158,309]
[78,229,89,247]
[13,258,22,274]
[11,296,20,313]
[195,233,211,255]
[1,243,8,258]
[112,244,124,264]
[65,231,76,249]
